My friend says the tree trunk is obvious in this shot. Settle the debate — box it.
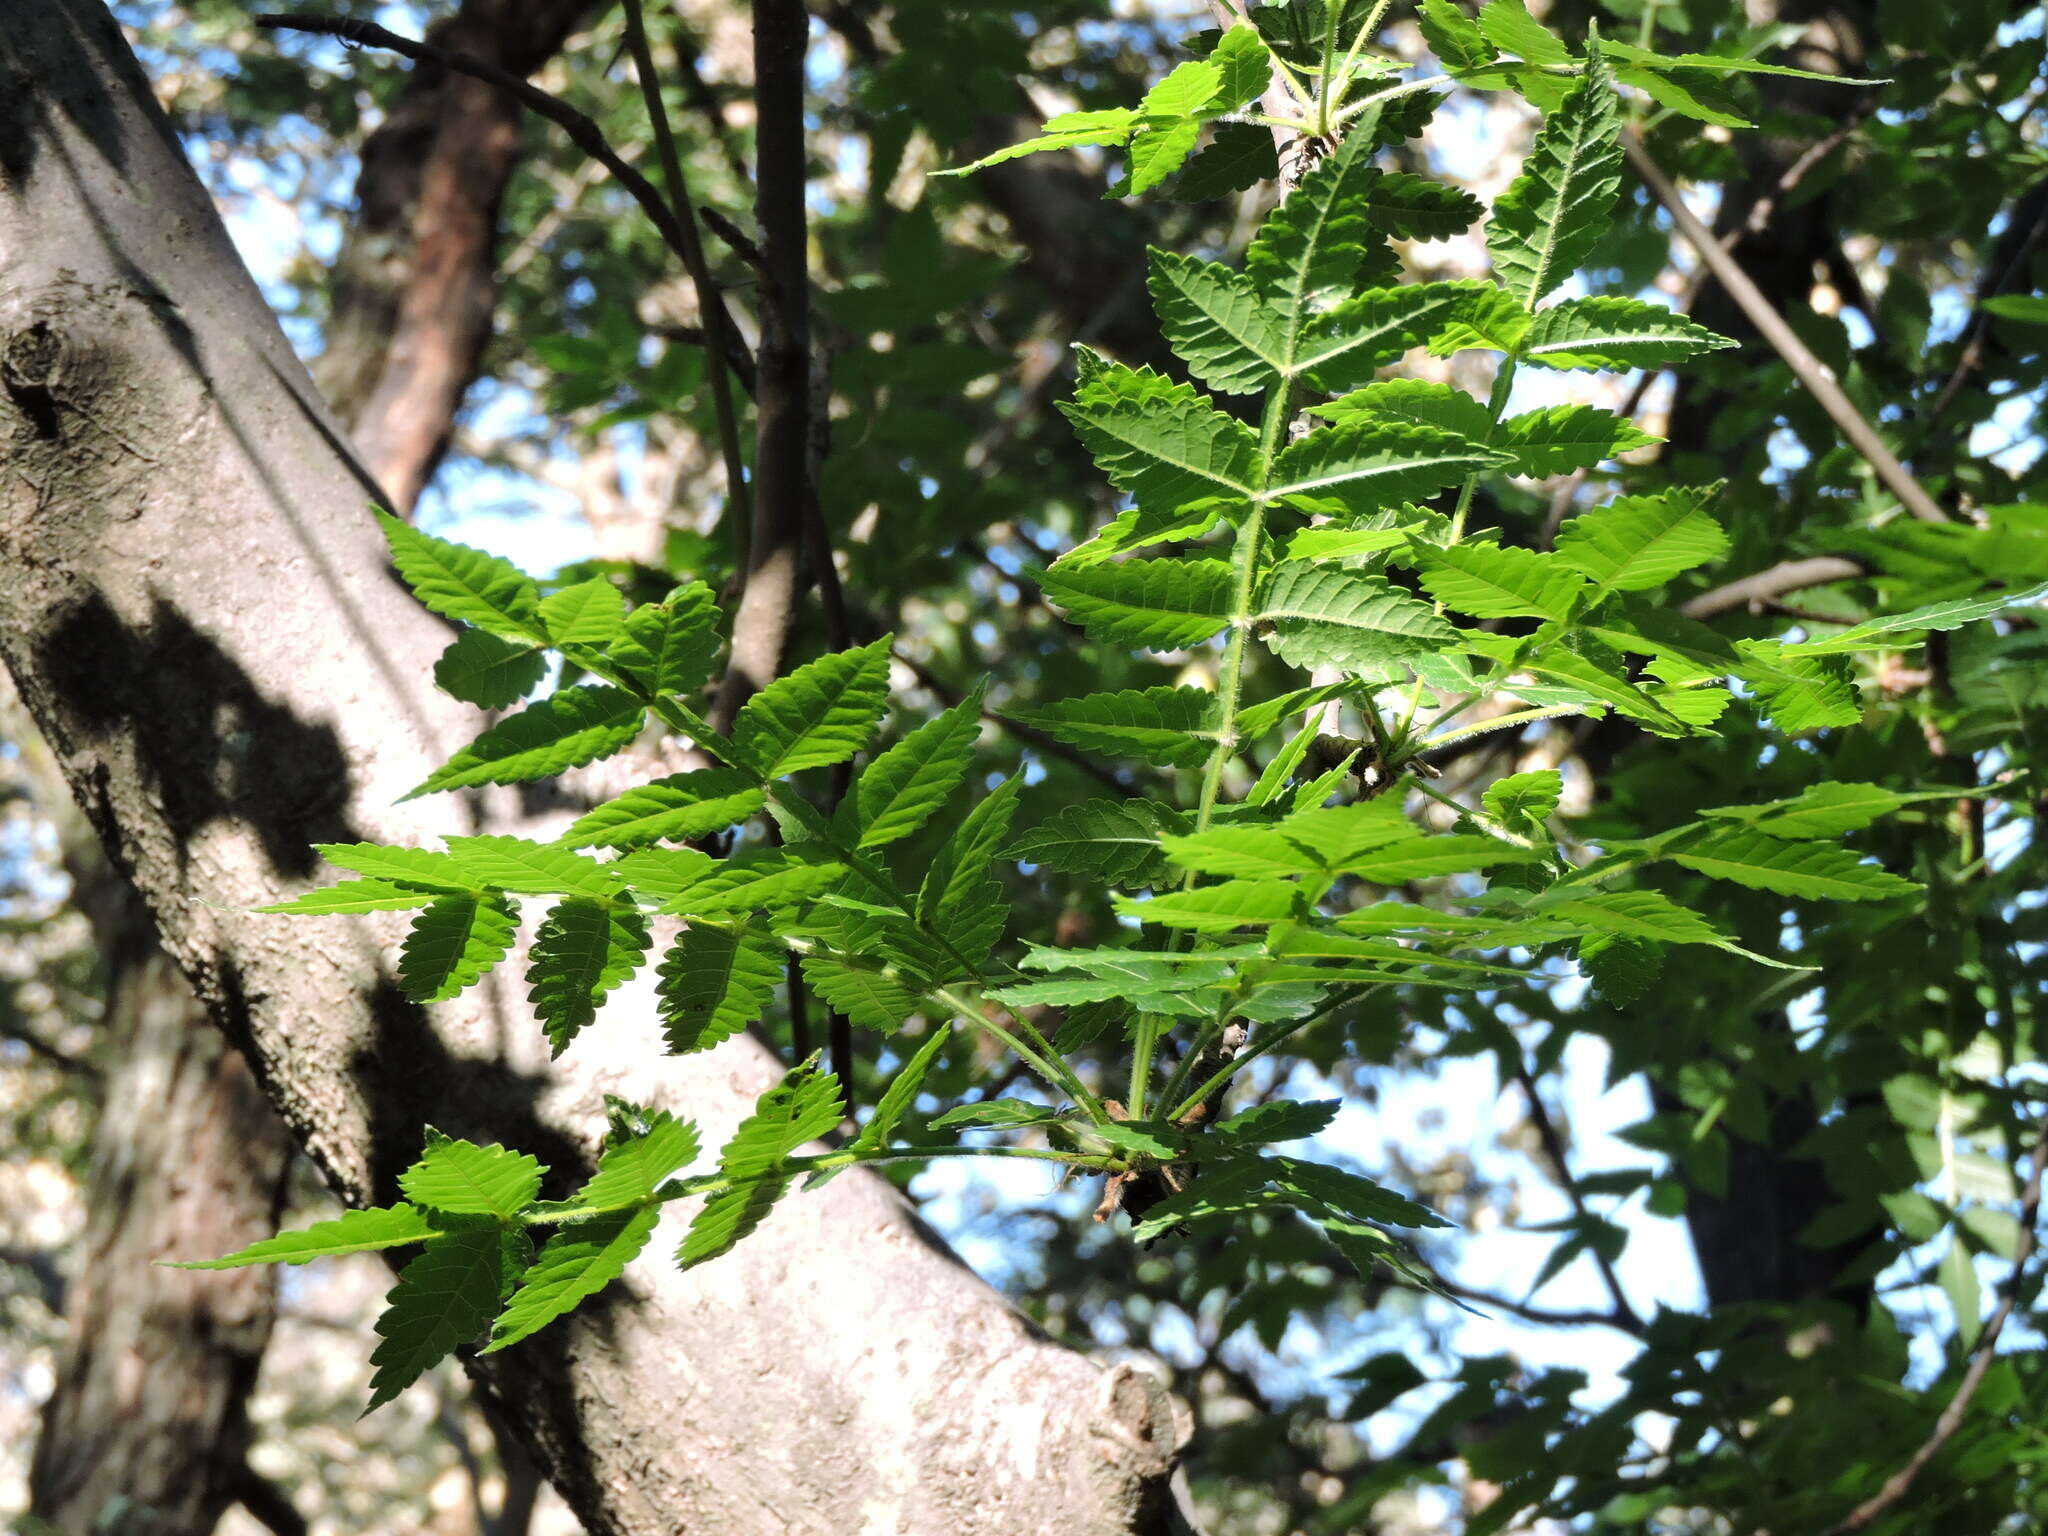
[314,0,598,515]
[0,8,1183,1534]
[27,880,293,1536]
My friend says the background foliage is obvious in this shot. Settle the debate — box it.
[6,2,2048,1533]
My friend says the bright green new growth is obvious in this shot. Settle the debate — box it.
[201,3,2017,1414]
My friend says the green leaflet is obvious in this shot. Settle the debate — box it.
[260,878,446,916]
[1258,563,1458,673]
[1361,173,1484,241]
[434,628,546,710]
[678,1060,844,1269]
[1114,879,1302,932]
[657,923,783,1053]
[1213,1099,1342,1145]
[1428,286,1534,356]
[176,1204,438,1268]
[1486,48,1622,308]
[1147,247,1287,395]
[1058,363,1261,511]
[1484,769,1563,830]
[1495,404,1661,477]
[561,769,766,850]
[1009,686,1220,769]
[440,835,619,898]
[933,108,1139,177]
[1736,640,1864,732]
[540,577,628,652]
[1670,830,1921,902]
[800,953,923,1031]
[399,893,519,1003]
[1008,798,1189,884]
[843,688,983,849]
[528,897,651,1056]
[656,850,845,918]
[918,776,1022,967]
[400,1131,544,1218]
[367,1224,519,1410]
[1170,124,1279,202]
[313,842,479,891]
[1293,282,1493,393]
[1268,420,1507,511]
[1310,379,1494,441]
[990,975,1210,1016]
[1247,129,1387,331]
[1419,0,1495,71]
[376,509,542,642]
[730,636,894,779]
[405,686,646,799]
[573,1113,702,1212]
[1058,495,1241,566]
[1164,824,1326,880]
[932,1099,1063,1130]
[1699,781,1909,839]
[1531,888,1731,947]
[1416,542,1588,621]
[1039,557,1235,652]
[608,583,720,700]
[1476,0,1572,70]
[485,1207,660,1354]
[1337,835,1540,882]
[848,1023,953,1154]
[1518,296,1736,371]
[1555,489,1730,598]
[1780,579,2048,656]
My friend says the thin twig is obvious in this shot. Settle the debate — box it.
[619,0,754,575]
[1515,1064,1643,1333]
[1623,129,1951,526]
[1927,182,2048,423]
[1819,1109,2048,1535]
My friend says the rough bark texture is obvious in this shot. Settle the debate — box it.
[26,882,292,1536]
[313,0,596,514]
[0,7,1182,1533]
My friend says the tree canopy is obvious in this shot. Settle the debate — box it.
[6,2,2048,1534]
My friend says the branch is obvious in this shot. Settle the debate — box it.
[1678,556,1866,621]
[1622,129,1951,527]
[710,0,812,734]
[618,0,754,578]
[1820,1109,2048,1535]
[1515,1064,1643,1334]
[254,19,746,362]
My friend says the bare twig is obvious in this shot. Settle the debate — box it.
[1678,555,1866,621]
[1516,1064,1643,1334]
[1819,1110,2048,1535]
[1623,129,1951,526]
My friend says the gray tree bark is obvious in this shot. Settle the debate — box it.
[0,6,1183,1534]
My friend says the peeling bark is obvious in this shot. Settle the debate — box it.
[0,7,1184,1532]
[314,0,596,513]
